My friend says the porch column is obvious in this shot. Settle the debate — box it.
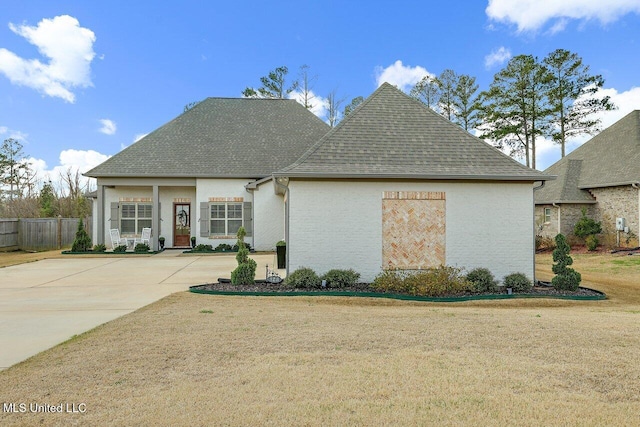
[152,185,159,251]
[97,184,105,245]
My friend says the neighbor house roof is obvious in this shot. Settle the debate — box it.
[535,110,640,204]
[275,83,552,181]
[85,98,330,178]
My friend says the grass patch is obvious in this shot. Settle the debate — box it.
[199,309,214,314]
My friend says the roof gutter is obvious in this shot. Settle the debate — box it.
[532,181,546,286]
[273,172,556,182]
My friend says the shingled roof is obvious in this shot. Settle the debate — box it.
[85,98,330,178]
[535,110,640,204]
[275,83,551,181]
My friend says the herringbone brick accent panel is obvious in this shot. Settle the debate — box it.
[382,198,445,269]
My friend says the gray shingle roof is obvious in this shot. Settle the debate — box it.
[535,110,640,204]
[85,98,330,178]
[275,83,552,181]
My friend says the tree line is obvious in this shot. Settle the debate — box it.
[238,49,614,170]
[0,138,92,219]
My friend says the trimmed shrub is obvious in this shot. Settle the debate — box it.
[466,268,497,292]
[232,243,252,251]
[574,208,602,239]
[193,244,214,252]
[215,243,233,251]
[585,234,599,251]
[285,267,321,289]
[502,273,532,292]
[134,243,150,253]
[231,226,256,285]
[93,243,107,253]
[276,240,286,247]
[552,233,581,291]
[371,269,410,294]
[321,269,360,288]
[71,219,92,252]
[372,266,473,297]
[231,258,257,285]
[114,244,127,253]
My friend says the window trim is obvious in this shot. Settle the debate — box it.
[209,202,244,237]
[544,207,552,224]
[120,202,152,236]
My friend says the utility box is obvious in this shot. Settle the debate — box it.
[616,217,626,231]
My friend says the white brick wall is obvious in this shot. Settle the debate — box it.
[252,182,285,251]
[288,180,535,283]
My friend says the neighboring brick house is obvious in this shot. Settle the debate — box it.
[535,110,640,247]
[272,83,552,282]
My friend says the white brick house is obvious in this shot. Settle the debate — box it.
[272,84,552,282]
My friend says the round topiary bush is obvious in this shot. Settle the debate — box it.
[321,269,360,288]
[502,273,532,293]
[466,268,497,292]
[285,267,321,289]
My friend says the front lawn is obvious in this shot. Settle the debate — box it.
[0,253,638,425]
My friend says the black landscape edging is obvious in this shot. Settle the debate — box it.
[189,285,607,302]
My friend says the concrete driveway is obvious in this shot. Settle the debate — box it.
[0,250,280,370]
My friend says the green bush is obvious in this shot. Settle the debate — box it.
[466,268,497,292]
[114,244,127,253]
[134,243,150,253]
[372,266,473,297]
[321,269,360,288]
[276,240,286,247]
[574,208,602,238]
[193,244,214,252]
[214,243,233,251]
[502,273,532,292]
[232,243,252,251]
[552,234,581,291]
[285,267,321,289]
[230,226,256,285]
[231,258,257,285]
[71,219,92,252]
[585,234,599,251]
[93,243,107,253]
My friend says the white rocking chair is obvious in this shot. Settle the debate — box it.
[110,229,128,250]
[135,227,151,246]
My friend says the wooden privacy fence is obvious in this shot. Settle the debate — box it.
[0,218,91,251]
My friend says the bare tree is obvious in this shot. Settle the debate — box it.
[326,89,346,127]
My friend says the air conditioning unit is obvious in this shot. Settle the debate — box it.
[616,217,625,231]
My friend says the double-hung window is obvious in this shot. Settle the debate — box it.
[210,202,243,236]
[121,203,152,235]
[544,207,551,223]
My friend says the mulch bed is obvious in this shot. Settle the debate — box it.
[191,280,604,298]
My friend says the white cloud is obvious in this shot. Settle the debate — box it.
[288,90,329,120]
[28,148,110,193]
[486,0,640,32]
[99,119,116,135]
[374,60,432,92]
[0,15,96,102]
[133,133,148,143]
[484,47,512,69]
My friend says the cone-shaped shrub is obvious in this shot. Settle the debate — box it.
[551,234,581,291]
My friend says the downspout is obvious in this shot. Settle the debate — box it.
[552,202,561,236]
[632,183,640,244]
[274,177,290,276]
[245,185,256,249]
[533,181,546,285]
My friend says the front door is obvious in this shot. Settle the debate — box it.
[174,203,191,247]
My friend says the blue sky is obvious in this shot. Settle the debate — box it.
[1,0,639,187]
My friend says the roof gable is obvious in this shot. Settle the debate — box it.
[86,98,330,178]
[276,83,550,181]
[535,110,640,204]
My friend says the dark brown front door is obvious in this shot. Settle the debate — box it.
[174,203,191,247]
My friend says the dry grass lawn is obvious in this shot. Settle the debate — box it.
[1,253,639,426]
[0,249,68,268]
